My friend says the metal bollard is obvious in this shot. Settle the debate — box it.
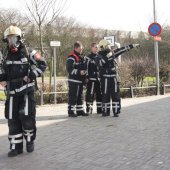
[40,90,44,105]
[130,86,134,98]
[163,84,165,95]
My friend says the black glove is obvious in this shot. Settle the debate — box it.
[29,71,36,80]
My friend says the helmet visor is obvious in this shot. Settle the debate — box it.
[7,35,18,47]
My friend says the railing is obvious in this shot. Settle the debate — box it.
[39,84,170,105]
[130,85,157,98]
[162,84,170,95]
[1,83,170,105]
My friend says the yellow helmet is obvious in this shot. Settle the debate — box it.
[4,25,22,39]
[98,39,111,49]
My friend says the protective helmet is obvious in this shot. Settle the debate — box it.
[3,25,22,53]
[4,25,22,39]
[98,39,111,50]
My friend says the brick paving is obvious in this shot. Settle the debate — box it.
[0,95,170,170]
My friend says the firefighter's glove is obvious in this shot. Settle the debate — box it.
[107,52,113,58]
[132,44,140,48]
[29,71,36,80]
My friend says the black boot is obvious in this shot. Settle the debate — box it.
[107,108,110,116]
[68,113,77,117]
[77,111,89,116]
[97,108,102,114]
[8,149,23,157]
[106,112,110,116]
[102,112,110,117]
[68,110,77,117]
[113,113,119,117]
[102,113,107,117]
[86,106,92,114]
[26,142,34,153]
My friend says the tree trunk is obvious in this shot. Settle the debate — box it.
[49,54,54,91]
[39,25,45,91]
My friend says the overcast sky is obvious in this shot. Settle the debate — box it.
[0,0,170,32]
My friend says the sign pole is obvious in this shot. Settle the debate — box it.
[153,0,160,95]
[54,47,57,104]
[50,41,61,104]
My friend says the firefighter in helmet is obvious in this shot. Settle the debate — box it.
[97,39,139,117]
[0,25,47,157]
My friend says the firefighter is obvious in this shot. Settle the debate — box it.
[97,39,139,117]
[85,43,102,114]
[0,25,47,157]
[66,41,89,117]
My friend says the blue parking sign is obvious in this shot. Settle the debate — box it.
[148,23,162,36]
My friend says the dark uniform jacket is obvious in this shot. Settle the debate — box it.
[97,44,134,78]
[84,52,99,81]
[66,50,86,84]
[0,44,47,95]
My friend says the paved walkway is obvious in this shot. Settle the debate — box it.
[0,95,170,170]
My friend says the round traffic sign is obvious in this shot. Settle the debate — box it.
[148,23,162,36]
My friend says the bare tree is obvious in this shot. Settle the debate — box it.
[23,0,68,89]
[159,64,170,83]
[24,0,68,55]
[119,61,132,87]
[0,9,30,31]
[129,55,154,87]
[0,8,30,50]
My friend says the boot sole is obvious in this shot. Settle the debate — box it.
[8,150,23,157]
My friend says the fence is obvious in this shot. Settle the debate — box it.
[39,83,170,105]
[1,83,170,105]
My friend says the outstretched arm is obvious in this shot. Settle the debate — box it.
[114,44,140,58]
